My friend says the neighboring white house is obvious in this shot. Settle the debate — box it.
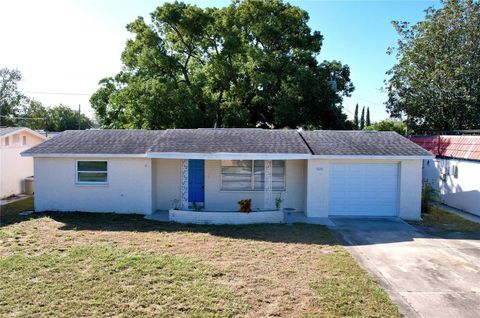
[0,127,47,198]
[22,129,432,222]
[411,135,480,216]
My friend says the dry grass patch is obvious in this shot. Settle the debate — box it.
[0,198,400,317]
[409,207,480,233]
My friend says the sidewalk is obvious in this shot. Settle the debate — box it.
[0,194,32,207]
[439,203,480,224]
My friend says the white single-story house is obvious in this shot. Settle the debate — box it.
[1,127,47,199]
[411,135,480,216]
[22,129,432,223]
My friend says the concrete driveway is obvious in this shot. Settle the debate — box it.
[331,218,480,318]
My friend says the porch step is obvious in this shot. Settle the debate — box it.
[145,211,170,222]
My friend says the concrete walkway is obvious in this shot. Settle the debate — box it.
[0,194,32,206]
[439,203,480,224]
[331,217,480,318]
[145,210,335,226]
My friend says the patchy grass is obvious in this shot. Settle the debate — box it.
[0,196,34,224]
[0,198,400,317]
[0,245,242,318]
[410,207,480,233]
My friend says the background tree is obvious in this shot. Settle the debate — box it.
[366,119,407,135]
[360,106,365,129]
[91,0,354,130]
[19,100,49,129]
[45,105,93,131]
[0,68,26,126]
[386,0,480,133]
[366,107,371,126]
[15,101,94,131]
[0,68,93,131]
[353,103,359,129]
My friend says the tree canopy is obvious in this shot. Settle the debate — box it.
[91,0,354,129]
[0,68,24,126]
[0,68,93,131]
[366,119,407,136]
[386,0,480,132]
[19,102,93,132]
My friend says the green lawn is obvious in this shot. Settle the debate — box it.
[409,206,480,233]
[0,198,400,317]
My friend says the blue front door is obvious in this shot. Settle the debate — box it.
[188,159,205,203]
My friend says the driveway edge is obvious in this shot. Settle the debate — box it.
[329,224,422,318]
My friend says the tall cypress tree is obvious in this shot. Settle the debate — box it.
[366,107,371,127]
[360,106,365,130]
[353,103,359,129]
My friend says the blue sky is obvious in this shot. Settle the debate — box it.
[0,0,440,122]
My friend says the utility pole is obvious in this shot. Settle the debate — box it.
[78,104,81,130]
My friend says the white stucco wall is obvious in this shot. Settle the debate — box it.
[398,160,422,220]
[305,158,423,220]
[203,160,306,212]
[423,158,480,216]
[0,132,45,198]
[34,157,153,214]
[152,159,182,210]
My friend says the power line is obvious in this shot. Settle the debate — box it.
[0,115,45,120]
[22,91,91,96]
[350,94,385,107]
[342,107,354,115]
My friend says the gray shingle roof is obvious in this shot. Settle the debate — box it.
[22,128,432,157]
[0,127,25,137]
[23,130,164,155]
[151,129,311,154]
[300,130,432,156]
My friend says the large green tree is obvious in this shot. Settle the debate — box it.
[386,0,480,132]
[0,68,26,126]
[91,0,354,129]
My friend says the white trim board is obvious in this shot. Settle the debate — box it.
[21,153,147,158]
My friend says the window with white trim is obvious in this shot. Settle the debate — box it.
[4,136,9,146]
[12,134,19,145]
[22,135,27,146]
[76,161,108,184]
[221,160,285,191]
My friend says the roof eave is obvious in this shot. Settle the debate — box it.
[21,153,147,158]
[310,154,434,160]
[2,128,48,140]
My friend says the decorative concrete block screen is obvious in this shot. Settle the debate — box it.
[169,209,284,225]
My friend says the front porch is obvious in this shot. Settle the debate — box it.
[145,209,334,226]
[178,159,282,212]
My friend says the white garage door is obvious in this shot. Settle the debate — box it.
[329,163,398,216]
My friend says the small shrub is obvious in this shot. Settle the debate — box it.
[275,193,284,210]
[238,199,252,213]
[422,183,441,214]
[192,201,203,212]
